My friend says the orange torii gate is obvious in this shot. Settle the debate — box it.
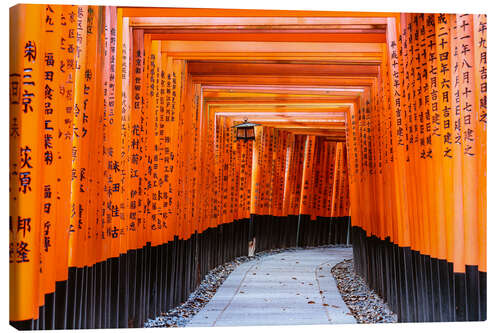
[9,4,485,330]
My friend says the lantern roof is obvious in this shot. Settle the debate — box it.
[231,119,261,128]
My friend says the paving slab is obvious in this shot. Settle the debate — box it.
[187,247,356,327]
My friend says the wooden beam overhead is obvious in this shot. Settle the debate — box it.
[149,32,387,43]
[129,16,390,27]
[171,53,383,62]
[188,62,379,76]
[121,7,399,19]
[160,40,384,54]
[202,85,367,93]
[192,75,376,86]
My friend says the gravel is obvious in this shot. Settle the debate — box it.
[331,259,397,324]
[144,244,350,328]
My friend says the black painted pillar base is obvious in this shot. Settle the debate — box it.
[351,226,487,324]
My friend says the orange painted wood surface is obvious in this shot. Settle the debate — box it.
[9,5,486,323]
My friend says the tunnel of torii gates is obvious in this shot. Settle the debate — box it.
[9,4,486,330]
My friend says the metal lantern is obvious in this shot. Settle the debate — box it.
[232,119,261,142]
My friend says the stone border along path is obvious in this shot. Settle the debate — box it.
[331,259,397,324]
[186,247,357,327]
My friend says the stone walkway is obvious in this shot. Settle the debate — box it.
[187,247,356,327]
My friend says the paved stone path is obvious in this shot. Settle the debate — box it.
[187,247,356,327]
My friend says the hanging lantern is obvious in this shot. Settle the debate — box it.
[232,119,261,142]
